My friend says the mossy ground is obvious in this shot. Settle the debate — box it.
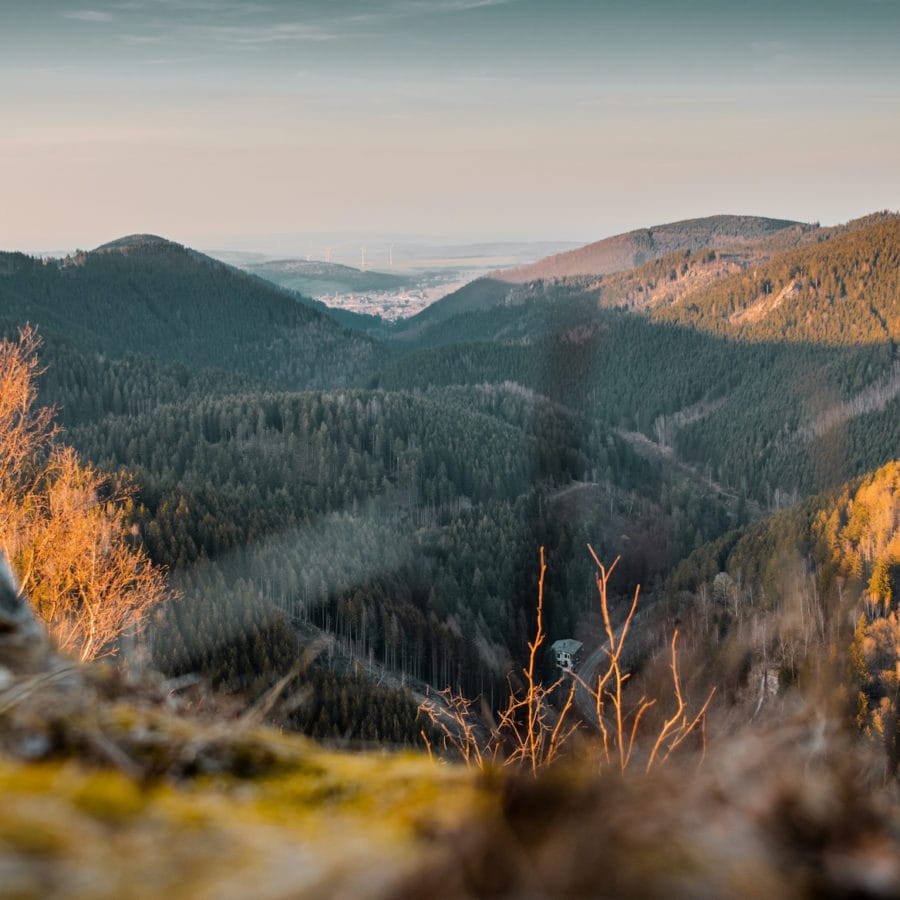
[0,745,489,899]
[0,663,492,898]
[2,664,900,898]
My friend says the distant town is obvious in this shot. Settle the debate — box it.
[318,283,464,320]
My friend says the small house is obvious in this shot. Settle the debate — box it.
[551,638,583,670]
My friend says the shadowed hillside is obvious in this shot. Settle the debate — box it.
[0,236,378,389]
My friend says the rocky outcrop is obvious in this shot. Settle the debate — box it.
[0,555,52,676]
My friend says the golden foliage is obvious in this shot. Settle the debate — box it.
[0,327,169,661]
[814,461,900,765]
[0,326,54,538]
[815,460,900,608]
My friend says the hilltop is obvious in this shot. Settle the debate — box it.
[494,214,807,283]
[0,237,378,389]
[93,233,181,253]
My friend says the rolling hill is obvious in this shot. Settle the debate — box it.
[383,212,900,512]
[392,215,809,335]
[653,216,900,345]
[244,258,412,297]
[0,235,378,389]
[3,214,899,756]
[493,214,808,283]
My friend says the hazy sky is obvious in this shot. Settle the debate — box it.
[2,0,899,251]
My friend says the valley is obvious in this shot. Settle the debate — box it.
[2,209,899,895]
[226,239,583,323]
[1,211,896,742]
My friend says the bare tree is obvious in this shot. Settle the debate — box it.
[0,326,54,545]
[0,329,170,661]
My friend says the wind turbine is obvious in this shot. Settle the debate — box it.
[388,243,395,269]
[360,245,367,269]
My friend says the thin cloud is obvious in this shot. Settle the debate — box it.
[101,1,346,48]
[109,1,270,12]
[118,22,340,47]
[63,9,114,22]
[189,23,340,45]
[62,0,518,54]
[346,0,519,24]
[395,0,520,12]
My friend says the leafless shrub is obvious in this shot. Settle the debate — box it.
[419,546,715,775]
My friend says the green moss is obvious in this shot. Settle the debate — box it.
[107,702,139,731]
[69,770,148,823]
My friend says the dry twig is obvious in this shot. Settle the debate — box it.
[419,546,716,775]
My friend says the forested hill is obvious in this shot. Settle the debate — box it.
[381,214,900,510]
[653,217,900,345]
[244,258,410,297]
[491,214,806,283]
[0,236,378,389]
[665,460,899,754]
[3,214,899,753]
[391,215,807,335]
[61,377,685,715]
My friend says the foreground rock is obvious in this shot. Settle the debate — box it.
[1,653,899,899]
[2,559,900,898]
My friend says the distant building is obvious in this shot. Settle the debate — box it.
[551,638,583,670]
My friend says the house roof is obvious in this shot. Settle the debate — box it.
[550,639,583,655]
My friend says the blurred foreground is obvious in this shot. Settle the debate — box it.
[1,649,899,899]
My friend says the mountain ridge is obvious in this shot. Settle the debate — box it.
[492,214,808,283]
[392,214,808,335]
[653,217,900,345]
[392,211,900,341]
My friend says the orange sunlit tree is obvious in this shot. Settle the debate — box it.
[0,327,169,661]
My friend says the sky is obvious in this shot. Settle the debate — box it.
[2,0,900,252]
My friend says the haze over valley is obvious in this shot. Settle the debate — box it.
[218,237,580,321]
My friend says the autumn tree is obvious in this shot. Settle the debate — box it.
[0,326,53,541]
[0,327,169,661]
